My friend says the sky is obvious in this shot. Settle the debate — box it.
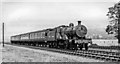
[0,0,119,42]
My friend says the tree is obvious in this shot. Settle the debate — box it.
[106,2,120,40]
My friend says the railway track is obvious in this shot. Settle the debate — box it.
[6,43,120,62]
[89,45,120,50]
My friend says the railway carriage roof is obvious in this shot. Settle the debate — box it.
[11,25,68,37]
[11,29,47,37]
[11,28,55,37]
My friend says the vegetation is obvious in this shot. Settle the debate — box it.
[106,2,120,39]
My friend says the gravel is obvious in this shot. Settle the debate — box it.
[2,44,105,62]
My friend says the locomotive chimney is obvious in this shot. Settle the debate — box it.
[78,21,81,25]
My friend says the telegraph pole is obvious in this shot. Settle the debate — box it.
[2,22,4,47]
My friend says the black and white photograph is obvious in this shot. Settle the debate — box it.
[0,0,120,63]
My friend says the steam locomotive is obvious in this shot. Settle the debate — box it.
[11,21,92,50]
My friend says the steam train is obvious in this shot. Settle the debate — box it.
[11,21,92,50]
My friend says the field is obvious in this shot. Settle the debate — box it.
[1,44,104,62]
